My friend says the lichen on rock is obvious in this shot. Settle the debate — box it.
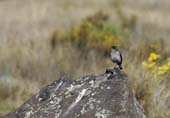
[5,69,145,118]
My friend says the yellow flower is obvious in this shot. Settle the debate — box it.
[142,61,156,68]
[148,52,161,62]
[157,64,170,75]
[147,62,156,68]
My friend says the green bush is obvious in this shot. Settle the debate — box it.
[50,12,123,54]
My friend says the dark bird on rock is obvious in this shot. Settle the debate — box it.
[110,46,123,69]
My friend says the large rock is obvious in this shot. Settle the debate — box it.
[5,69,145,118]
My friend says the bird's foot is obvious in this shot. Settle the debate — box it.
[105,68,118,80]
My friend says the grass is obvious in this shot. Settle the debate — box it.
[0,76,41,114]
[0,0,170,117]
[125,56,170,118]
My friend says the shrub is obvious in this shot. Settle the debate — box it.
[142,52,170,78]
[50,11,123,54]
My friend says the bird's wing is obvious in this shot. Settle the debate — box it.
[119,50,123,64]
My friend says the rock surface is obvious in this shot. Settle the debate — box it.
[5,68,145,118]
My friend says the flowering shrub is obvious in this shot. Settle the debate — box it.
[50,12,123,54]
[148,52,161,62]
[157,60,170,75]
[142,52,170,77]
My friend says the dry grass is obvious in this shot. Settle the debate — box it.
[126,59,170,118]
[0,76,41,114]
[0,0,170,117]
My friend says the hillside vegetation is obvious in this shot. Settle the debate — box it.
[0,0,170,118]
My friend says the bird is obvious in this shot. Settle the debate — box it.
[110,45,123,69]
